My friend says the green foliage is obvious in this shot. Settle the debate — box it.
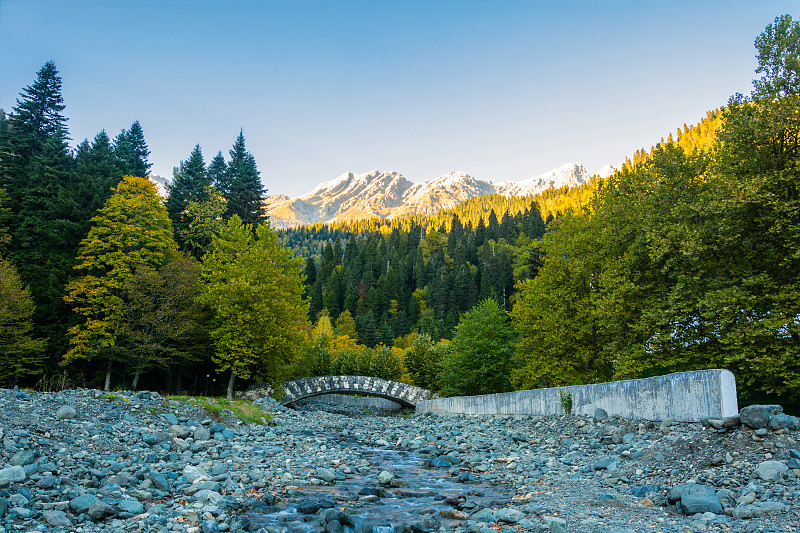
[559,390,573,415]
[119,254,207,385]
[178,186,227,259]
[198,216,309,399]
[438,299,516,396]
[402,333,442,390]
[63,176,177,388]
[0,257,45,383]
[223,130,266,226]
[167,144,212,250]
[511,17,800,398]
[753,14,800,98]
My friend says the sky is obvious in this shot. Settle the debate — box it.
[0,1,796,197]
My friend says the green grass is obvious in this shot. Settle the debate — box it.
[166,395,273,425]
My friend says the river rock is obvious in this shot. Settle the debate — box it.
[755,460,789,481]
[594,408,608,422]
[733,501,787,519]
[316,468,337,483]
[0,466,25,482]
[376,470,395,485]
[9,450,35,466]
[739,405,783,429]
[495,507,524,523]
[70,494,100,514]
[88,500,117,520]
[43,509,73,527]
[680,484,722,515]
[768,413,799,431]
[55,404,77,419]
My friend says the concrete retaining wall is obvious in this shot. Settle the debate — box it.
[300,394,402,411]
[416,369,738,422]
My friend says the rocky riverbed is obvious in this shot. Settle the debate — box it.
[0,388,797,533]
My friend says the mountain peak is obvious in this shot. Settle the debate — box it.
[266,163,612,228]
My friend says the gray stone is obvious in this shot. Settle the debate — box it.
[660,417,676,431]
[183,465,207,483]
[681,484,722,515]
[787,458,800,469]
[87,500,117,520]
[56,405,77,419]
[201,520,221,533]
[471,509,496,523]
[118,499,144,514]
[36,474,58,489]
[316,468,337,483]
[789,449,800,459]
[594,457,618,471]
[593,408,608,422]
[733,501,787,519]
[754,460,788,481]
[767,413,799,430]
[0,466,25,482]
[543,516,567,533]
[9,450,35,466]
[739,404,783,429]
[149,472,169,492]
[297,499,323,514]
[169,424,191,438]
[495,508,524,524]
[377,470,395,484]
[162,413,179,425]
[70,494,100,514]
[43,510,73,527]
[194,427,211,441]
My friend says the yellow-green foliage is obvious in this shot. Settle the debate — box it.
[198,216,309,392]
[64,176,177,367]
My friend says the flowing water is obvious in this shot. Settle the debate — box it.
[245,431,511,533]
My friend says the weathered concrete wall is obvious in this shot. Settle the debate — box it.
[300,394,402,411]
[280,376,431,407]
[416,369,738,422]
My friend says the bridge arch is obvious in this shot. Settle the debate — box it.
[279,376,431,408]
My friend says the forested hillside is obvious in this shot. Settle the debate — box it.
[0,15,797,402]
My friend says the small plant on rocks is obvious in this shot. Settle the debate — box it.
[559,390,573,414]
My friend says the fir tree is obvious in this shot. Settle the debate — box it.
[225,130,265,225]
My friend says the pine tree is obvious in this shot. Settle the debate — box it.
[225,130,266,225]
[114,120,151,177]
[167,144,211,248]
[0,62,87,353]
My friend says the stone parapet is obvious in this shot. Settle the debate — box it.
[416,369,738,422]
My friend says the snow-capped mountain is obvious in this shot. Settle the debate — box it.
[265,163,617,228]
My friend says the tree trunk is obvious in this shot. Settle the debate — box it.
[226,371,236,401]
[132,369,141,389]
[104,362,112,391]
[164,371,172,396]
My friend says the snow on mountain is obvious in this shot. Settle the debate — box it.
[265,163,615,228]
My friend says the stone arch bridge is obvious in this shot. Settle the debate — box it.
[279,376,431,408]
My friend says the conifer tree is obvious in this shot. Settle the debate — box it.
[167,144,211,248]
[114,121,151,177]
[225,130,266,225]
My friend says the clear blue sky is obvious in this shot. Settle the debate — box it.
[0,1,795,196]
